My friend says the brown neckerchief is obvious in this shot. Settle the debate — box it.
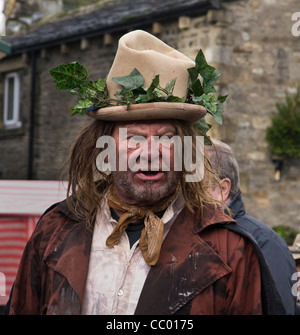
[106,186,179,266]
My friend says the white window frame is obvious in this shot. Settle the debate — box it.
[3,72,21,129]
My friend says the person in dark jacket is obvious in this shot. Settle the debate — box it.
[206,139,297,315]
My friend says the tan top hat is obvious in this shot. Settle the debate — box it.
[88,30,206,123]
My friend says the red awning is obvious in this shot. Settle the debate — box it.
[0,180,67,306]
[0,180,68,216]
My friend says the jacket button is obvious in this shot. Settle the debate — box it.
[117,289,124,296]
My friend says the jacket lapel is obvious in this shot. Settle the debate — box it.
[40,200,234,315]
[135,206,234,315]
[43,202,93,309]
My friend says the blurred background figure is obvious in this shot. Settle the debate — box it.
[206,139,297,315]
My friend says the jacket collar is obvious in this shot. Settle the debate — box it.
[135,205,236,315]
[194,201,236,233]
[227,191,246,219]
[57,199,81,222]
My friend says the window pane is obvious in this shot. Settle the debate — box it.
[3,72,21,129]
[7,77,15,121]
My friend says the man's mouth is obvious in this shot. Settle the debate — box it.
[136,170,164,181]
[141,171,159,176]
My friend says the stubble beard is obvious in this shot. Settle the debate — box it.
[111,171,180,205]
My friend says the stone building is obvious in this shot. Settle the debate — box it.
[0,0,299,230]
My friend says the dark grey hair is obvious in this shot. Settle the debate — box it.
[206,139,240,199]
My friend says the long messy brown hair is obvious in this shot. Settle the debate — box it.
[66,119,223,230]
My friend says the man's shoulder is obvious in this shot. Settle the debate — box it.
[236,212,290,249]
[230,193,290,250]
[33,199,77,236]
[29,199,90,256]
[237,212,271,235]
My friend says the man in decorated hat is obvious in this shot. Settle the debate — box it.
[6,30,285,315]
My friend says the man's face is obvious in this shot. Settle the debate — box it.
[111,120,179,207]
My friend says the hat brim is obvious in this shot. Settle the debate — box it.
[86,102,206,123]
[291,252,300,260]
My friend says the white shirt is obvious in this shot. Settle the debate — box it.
[81,193,185,315]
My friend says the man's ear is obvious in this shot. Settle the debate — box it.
[220,177,232,203]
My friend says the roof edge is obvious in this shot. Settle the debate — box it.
[0,40,12,54]
[8,0,221,55]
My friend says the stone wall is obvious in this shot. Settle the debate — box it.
[210,0,300,230]
[1,0,300,230]
[169,0,300,229]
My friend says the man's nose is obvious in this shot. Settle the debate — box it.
[137,137,160,170]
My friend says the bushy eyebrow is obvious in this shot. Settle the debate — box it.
[126,127,177,137]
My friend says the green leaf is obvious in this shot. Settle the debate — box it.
[188,68,204,97]
[166,95,186,103]
[203,71,220,94]
[165,78,176,95]
[194,118,212,134]
[70,89,79,95]
[151,74,160,88]
[112,68,145,93]
[71,99,94,116]
[195,50,215,79]
[211,105,224,125]
[135,93,151,103]
[146,74,160,100]
[85,86,98,99]
[218,94,228,103]
[92,78,107,92]
[191,80,204,97]
[49,62,89,91]
[188,67,199,84]
[117,90,134,105]
[203,94,215,102]
[191,95,203,104]
[186,49,228,127]
[153,88,164,98]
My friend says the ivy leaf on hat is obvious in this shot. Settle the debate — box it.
[49,62,110,115]
[112,68,145,94]
[187,49,228,130]
[49,61,89,90]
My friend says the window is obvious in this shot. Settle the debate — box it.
[3,72,21,129]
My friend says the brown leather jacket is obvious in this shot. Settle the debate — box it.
[8,200,264,315]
